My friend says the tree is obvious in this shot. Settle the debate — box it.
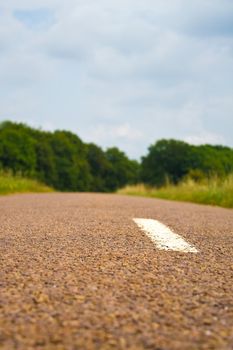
[2,120,232,192]
[0,121,36,176]
[87,143,112,192]
[34,133,57,186]
[49,130,91,191]
[105,147,140,191]
[141,139,194,186]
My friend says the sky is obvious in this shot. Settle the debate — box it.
[0,0,233,159]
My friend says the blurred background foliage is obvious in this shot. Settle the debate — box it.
[1,121,233,193]
[0,121,140,192]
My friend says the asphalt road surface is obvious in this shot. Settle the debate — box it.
[0,193,233,350]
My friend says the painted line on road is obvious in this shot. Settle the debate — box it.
[133,218,198,253]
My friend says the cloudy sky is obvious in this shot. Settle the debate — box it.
[0,0,233,158]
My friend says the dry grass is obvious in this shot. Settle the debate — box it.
[0,172,54,195]
[118,175,233,208]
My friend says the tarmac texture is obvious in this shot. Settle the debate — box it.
[0,193,233,350]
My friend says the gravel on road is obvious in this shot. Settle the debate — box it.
[0,193,233,350]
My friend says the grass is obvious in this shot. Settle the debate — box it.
[0,172,54,195]
[118,175,233,208]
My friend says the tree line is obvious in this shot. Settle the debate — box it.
[141,139,233,186]
[0,121,139,192]
[0,121,233,191]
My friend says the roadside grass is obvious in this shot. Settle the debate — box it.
[0,172,54,195]
[118,175,233,208]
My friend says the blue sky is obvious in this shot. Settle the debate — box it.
[0,0,233,158]
[13,8,54,30]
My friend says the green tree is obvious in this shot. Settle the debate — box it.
[105,147,140,191]
[0,121,36,176]
[87,143,112,192]
[49,130,91,191]
[141,139,194,186]
[34,133,57,186]
[3,120,232,193]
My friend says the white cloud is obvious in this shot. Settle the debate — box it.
[0,0,232,158]
[185,133,225,146]
[89,123,143,142]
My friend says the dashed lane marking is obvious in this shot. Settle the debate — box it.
[133,218,198,253]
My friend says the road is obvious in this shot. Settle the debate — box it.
[0,193,232,350]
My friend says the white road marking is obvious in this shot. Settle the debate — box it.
[133,218,198,253]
